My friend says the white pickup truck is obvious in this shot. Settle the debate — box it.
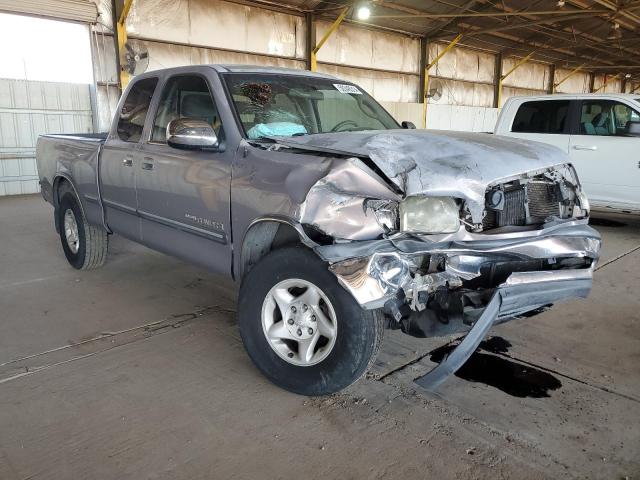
[495,93,640,214]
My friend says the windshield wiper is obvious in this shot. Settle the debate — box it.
[335,127,373,133]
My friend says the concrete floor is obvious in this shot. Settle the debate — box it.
[1,194,639,480]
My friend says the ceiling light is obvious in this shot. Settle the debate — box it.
[607,22,622,40]
[356,4,371,20]
[557,0,565,7]
[625,73,632,79]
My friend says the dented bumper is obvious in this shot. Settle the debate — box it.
[319,220,601,317]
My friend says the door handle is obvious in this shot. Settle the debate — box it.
[573,145,598,151]
[141,157,154,171]
[122,156,133,167]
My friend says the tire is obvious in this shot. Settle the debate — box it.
[238,246,384,396]
[57,192,108,270]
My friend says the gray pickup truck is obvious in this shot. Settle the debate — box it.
[37,65,601,395]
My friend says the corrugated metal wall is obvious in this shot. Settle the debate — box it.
[427,43,495,108]
[0,78,92,195]
[554,68,591,94]
[593,73,622,93]
[315,20,420,103]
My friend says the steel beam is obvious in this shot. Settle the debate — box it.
[116,0,134,89]
[553,64,586,93]
[305,12,315,71]
[593,73,620,93]
[548,64,556,94]
[311,7,349,72]
[372,9,609,19]
[422,33,463,128]
[418,37,428,103]
[493,52,502,108]
[497,51,535,108]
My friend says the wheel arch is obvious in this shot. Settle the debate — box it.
[52,174,84,233]
[238,216,319,281]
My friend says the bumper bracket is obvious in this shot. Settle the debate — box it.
[414,270,592,392]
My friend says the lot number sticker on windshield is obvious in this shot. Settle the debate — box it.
[334,84,362,95]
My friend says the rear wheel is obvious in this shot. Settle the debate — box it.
[238,247,383,396]
[57,192,108,270]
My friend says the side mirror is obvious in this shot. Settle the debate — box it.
[167,118,218,150]
[401,121,416,129]
[626,120,640,136]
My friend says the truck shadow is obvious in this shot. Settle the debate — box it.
[429,337,562,398]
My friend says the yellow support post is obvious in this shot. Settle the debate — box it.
[593,73,620,93]
[497,51,535,108]
[631,82,640,94]
[422,33,463,128]
[117,0,134,89]
[553,64,585,93]
[310,7,349,72]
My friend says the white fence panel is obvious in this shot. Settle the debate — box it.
[0,78,92,196]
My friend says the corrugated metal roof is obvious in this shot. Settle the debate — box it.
[253,0,640,83]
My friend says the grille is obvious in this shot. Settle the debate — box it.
[482,181,562,231]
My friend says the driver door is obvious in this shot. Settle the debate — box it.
[136,74,233,275]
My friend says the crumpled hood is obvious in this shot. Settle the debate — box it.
[271,129,571,222]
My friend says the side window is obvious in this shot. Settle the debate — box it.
[613,103,640,132]
[117,77,158,142]
[579,101,639,136]
[151,75,222,143]
[511,100,569,134]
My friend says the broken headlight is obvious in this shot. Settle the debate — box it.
[399,196,460,234]
[365,199,399,233]
[367,252,413,293]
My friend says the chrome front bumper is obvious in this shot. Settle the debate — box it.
[318,220,601,391]
[320,220,601,312]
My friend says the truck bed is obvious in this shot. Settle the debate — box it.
[36,133,108,227]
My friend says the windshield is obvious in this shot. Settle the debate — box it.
[223,73,399,139]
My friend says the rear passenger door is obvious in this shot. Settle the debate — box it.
[506,100,571,153]
[569,99,640,210]
[136,73,233,275]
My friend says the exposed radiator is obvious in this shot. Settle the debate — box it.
[482,181,562,231]
[498,187,527,227]
[527,182,561,219]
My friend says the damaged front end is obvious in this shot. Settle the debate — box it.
[265,130,601,389]
[324,220,599,335]
[316,166,599,390]
[314,163,599,332]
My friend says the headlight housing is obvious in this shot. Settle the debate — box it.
[399,196,460,234]
[577,190,590,215]
[367,252,412,293]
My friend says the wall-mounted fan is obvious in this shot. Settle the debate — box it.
[123,40,149,76]
[427,80,443,102]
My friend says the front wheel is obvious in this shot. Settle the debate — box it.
[238,247,383,396]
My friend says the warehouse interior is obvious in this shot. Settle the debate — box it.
[3,0,640,195]
[0,1,639,479]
